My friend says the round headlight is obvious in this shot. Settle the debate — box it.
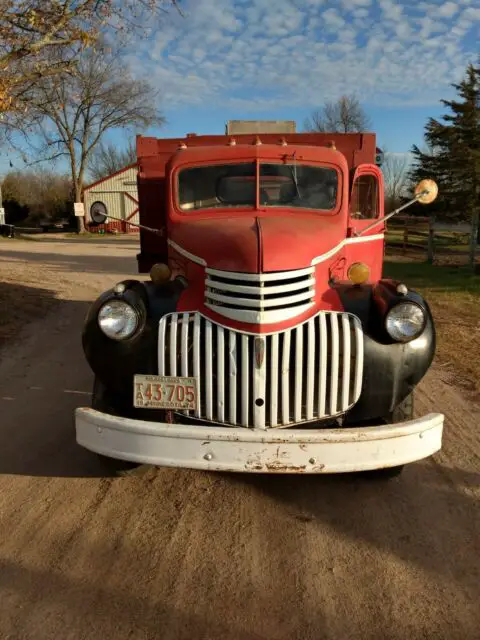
[98,299,138,340]
[386,302,426,342]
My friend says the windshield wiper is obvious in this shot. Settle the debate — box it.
[288,152,301,199]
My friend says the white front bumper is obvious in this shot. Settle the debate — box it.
[75,408,444,473]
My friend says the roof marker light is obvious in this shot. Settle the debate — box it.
[254,136,262,146]
[178,143,187,150]
[228,138,237,146]
[280,138,288,146]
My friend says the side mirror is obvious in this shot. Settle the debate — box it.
[414,179,438,205]
[90,201,108,225]
[356,178,439,237]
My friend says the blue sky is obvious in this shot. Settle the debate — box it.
[1,0,479,175]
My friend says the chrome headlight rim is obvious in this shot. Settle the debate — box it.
[385,301,426,343]
[97,298,140,341]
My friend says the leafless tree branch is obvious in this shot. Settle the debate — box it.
[304,95,371,133]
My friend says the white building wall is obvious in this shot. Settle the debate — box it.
[83,166,139,232]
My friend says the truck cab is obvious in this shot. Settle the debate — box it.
[76,131,443,475]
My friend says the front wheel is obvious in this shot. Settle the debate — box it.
[365,393,415,479]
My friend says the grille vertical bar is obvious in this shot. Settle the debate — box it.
[281,330,291,425]
[318,313,327,418]
[270,334,279,427]
[158,314,166,375]
[205,320,213,420]
[181,313,189,414]
[329,314,339,415]
[193,314,201,418]
[306,319,315,420]
[241,334,249,427]
[158,311,364,429]
[294,327,303,423]
[341,315,351,411]
[217,326,225,423]
[181,314,189,376]
[169,313,178,376]
[354,320,364,405]
[229,332,237,424]
[253,337,267,429]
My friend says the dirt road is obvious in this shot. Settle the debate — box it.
[0,237,479,640]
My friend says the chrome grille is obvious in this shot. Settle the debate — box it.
[158,312,364,429]
[205,266,315,324]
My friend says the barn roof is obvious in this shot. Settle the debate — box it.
[83,163,138,192]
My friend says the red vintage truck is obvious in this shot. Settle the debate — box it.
[75,128,443,476]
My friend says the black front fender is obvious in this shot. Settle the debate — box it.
[82,279,181,394]
[334,280,436,422]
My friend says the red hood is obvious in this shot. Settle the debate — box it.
[170,217,259,272]
[169,215,346,272]
[258,215,345,271]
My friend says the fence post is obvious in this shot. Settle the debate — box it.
[427,217,435,264]
[403,227,408,255]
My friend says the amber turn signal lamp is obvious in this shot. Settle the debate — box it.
[150,263,171,285]
[348,262,370,285]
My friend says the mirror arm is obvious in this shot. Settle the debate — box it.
[91,213,164,236]
[355,191,428,237]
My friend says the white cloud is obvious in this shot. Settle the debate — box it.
[438,2,460,18]
[126,0,477,114]
[379,0,403,22]
[352,8,370,18]
[462,6,480,20]
[342,0,371,6]
[322,8,345,29]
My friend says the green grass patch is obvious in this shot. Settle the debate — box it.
[383,260,480,295]
[384,258,480,396]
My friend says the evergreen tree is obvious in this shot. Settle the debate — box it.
[409,62,480,238]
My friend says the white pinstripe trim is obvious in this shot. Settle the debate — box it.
[311,234,384,266]
[168,239,207,266]
[168,234,384,270]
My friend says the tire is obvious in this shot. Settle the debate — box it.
[364,393,414,479]
[91,377,149,477]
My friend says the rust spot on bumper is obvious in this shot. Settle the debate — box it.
[265,461,307,472]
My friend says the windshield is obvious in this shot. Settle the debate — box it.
[260,164,337,210]
[178,162,338,212]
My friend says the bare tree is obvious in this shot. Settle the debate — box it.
[304,95,371,133]
[88,139,137,182]
[0,1,179,120]
[382,151,411,212]
[26,47,163,222]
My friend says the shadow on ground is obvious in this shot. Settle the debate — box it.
[0,247,140,276]
[0,281,62,350]
[0,292,125,478]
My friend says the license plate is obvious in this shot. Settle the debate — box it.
[134,375,198,410]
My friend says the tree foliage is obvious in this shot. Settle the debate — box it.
[2,168,72,223]
[409,62,480,224]
[88,138,136,182]
[304,95,371,133]
[26,48,163,202]
[0,0,179,119]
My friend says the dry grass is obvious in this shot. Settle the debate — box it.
[384,258,480,396]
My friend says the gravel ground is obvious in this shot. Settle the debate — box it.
[0,236,479,640]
